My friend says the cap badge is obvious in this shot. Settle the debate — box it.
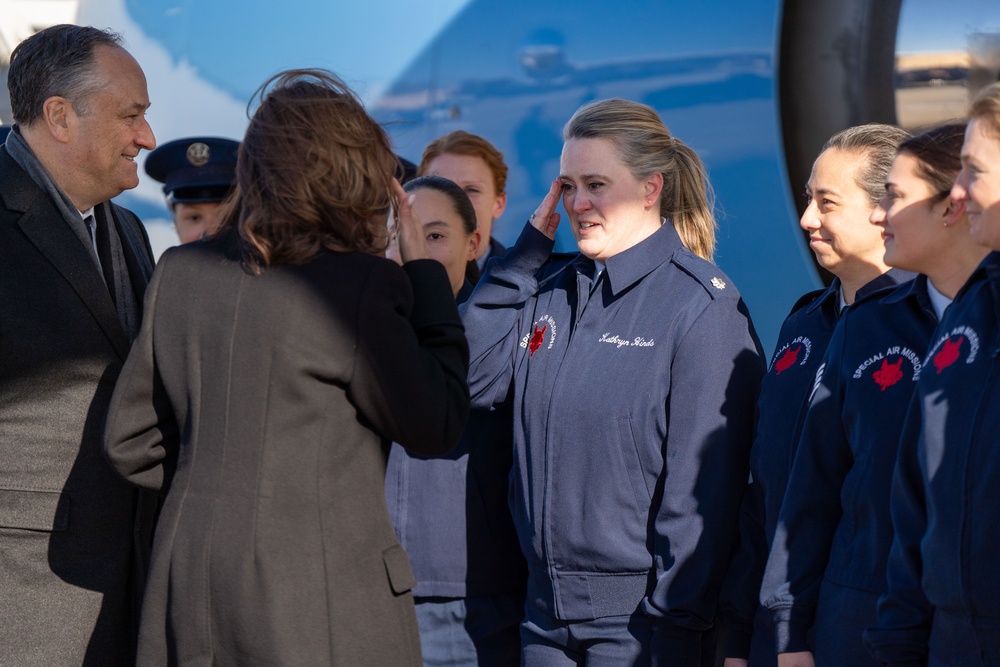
[711,277,726,290]
[186,142,211,167]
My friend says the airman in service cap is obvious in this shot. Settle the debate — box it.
[145,136,239,203]
[144,137,239,243]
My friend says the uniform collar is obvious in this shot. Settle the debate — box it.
[571,220,684,296]
[857,268,916,302]
[948,251,1000,303]
[802,268,914,317]
[981,250,1000,286]
[803,279,842,316]
[880,273,933,316]
[975,251,1000,313]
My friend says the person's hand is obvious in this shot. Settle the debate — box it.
[777,651,815,667]
[391,180,429,263]
[723,659,749,667]
[529,179,562,240]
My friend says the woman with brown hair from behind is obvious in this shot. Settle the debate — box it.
[102,69,470,666]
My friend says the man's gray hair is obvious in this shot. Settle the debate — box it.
[8,24,123,126]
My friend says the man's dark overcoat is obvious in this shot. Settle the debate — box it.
[103,231,470,666]
[0,146,155,666]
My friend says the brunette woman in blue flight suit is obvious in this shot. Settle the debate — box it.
[384,175,527,667]
[718,124,912,667]
[866,83,1000,667]
[460,98,765,667]
[760,122,987,667]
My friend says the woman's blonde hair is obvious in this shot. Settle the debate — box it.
[220,69,398,271]
[563,98,716,260]
[969,82,1000,139]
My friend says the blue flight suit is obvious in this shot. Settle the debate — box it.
[386,280,527,667]
[461,221,764,666]
[761,274,938,664]
[719,271,911,664]
[866,252,1000,667]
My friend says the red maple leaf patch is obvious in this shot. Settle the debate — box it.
[872,357,904,391]
[528,324,547,358]
[933,335,963,374]
[774,344,801,375]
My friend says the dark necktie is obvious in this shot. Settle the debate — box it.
[87,213,118,306]
[83,214,100,269]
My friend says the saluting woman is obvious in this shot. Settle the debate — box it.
[461,98,765,666]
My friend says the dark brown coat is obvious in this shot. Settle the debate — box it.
[103,232,470,666]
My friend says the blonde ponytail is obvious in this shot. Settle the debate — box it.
[661,139,716,260]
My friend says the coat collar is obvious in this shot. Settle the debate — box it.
[1,147,132,359]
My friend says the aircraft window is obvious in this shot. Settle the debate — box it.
[895,0,1000,129]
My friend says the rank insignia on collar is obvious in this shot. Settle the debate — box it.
[711,277,726,290]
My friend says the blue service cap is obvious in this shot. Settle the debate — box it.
[145,136,239,203]
[0,125,11,144]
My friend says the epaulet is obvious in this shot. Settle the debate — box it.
[671,249,739,300]
[788,287,827,316]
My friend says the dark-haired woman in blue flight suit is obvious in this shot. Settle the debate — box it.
[718,124,912,667]
[462,98,765,666]
[865,84,1000,667]
[760,123,988,667]
[384,176,527,667]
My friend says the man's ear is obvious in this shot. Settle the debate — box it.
[41,96,74,144]
[466,230,483,262]
[492,191,507,220]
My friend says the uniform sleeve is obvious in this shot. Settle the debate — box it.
[644,296,765,666]
[862,394,931,667]
[761,322,850,653]
[349,258,470,456]
[103,252,180,494]
[717,477,768,659]
[460,222,554,409]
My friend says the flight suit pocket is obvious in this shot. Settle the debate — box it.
[382,543,417,595]
[0,488,70,532]
[616,417,653,510]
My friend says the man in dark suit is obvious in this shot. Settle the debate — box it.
[417,131,509,284]
[0,24,157,666]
